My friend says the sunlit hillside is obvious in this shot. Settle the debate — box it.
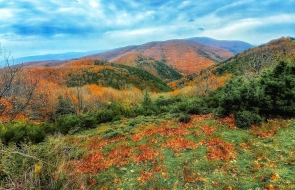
[175,37,295,95]
[86,39,234,75]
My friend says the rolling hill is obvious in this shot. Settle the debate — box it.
[187,37,254,54]
[175,37,295,92]
[86,39,234,75]
[109,53,182,81]
[213,36,295,78]
[31,59,172,93]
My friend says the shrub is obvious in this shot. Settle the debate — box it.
[187,98,213,115]
[0,121,45,145]
[102,129,123,139]
[154,96,181,107]
[39,122,56,134]
[176,101,189,112]
[179,114,191,123]
[170,106,181,114]
[79,114,97,129]
[107,102,132,117]
[94,110,115,123]
[55,115,82,134]
[235,111,262,129]
[27,124,46,144]
[123,125,134,132]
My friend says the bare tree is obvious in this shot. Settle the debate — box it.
[63,85,86,115]
[0,45,38,122]
[197,69,218,95]
[242,37,294,81]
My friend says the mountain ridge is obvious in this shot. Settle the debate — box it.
[18,37,253,72]
[16,50,107,63]
[86,39,234,75]
[187,37,254,54]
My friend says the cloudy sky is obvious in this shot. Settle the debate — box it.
[0,0,295,57]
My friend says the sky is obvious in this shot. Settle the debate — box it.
[0,0,295,58]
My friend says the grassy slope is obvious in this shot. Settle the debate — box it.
[2,113,294,189]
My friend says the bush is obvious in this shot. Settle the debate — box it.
[55,110,117,135]
[27,125,46,143]
[79,114,97,129]
[102,129,123,139]
[179,114,191,123]
[0,121,45,145]
[235,111,262,129]
[176,102,189,112]
[154,96,181,107]
[170,106,181,114]
[94,110,115,123]
[187,98,213,115]
[39,122,56,134]
[55,115,82,134]
[107,102,132,117]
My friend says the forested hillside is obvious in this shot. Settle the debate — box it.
[86,39,234,74]
[175,37,295,94]
[111,53,182,81]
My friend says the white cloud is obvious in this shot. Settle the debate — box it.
[263,14,295,24]
[0,9,13,19]
[179,1,191,9]
[89,0,100,8]
[106,28,165,38]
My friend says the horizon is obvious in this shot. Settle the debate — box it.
[0,0,294,58]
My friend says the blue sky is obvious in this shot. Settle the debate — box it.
[0,0,294,57]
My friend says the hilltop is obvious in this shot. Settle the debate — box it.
[86,39,234,75]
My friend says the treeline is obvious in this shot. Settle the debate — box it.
[0,91,210,144]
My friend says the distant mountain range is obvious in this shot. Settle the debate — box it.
[85,39,234,75]
[19,37,253,69]
[16,50,107,63]
[187,37,253,54]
